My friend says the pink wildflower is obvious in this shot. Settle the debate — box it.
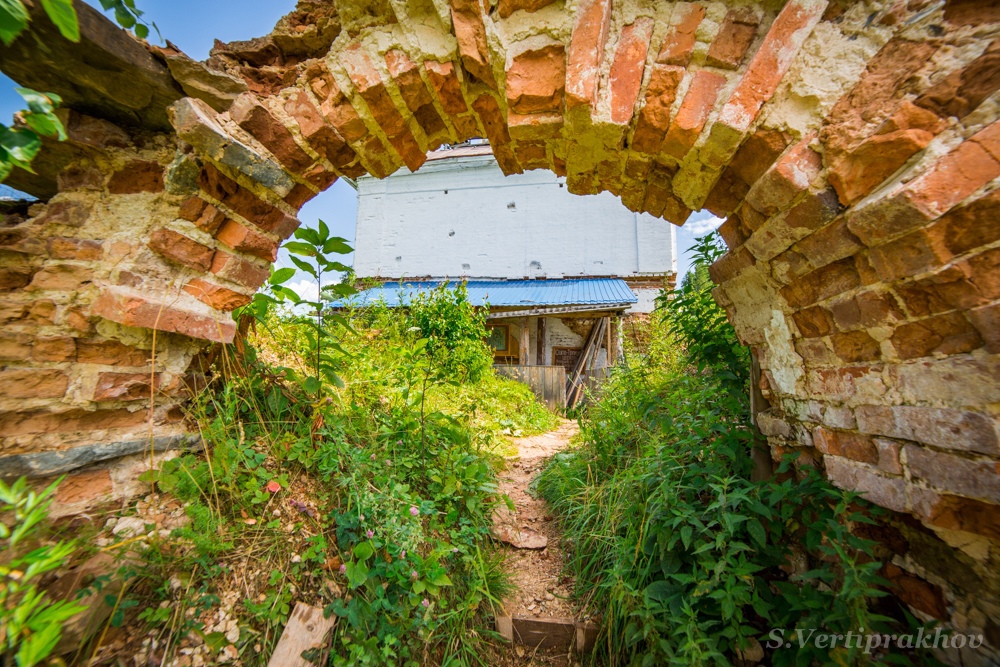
[409,506,419,517]
[339,563,347,574]
[411,570,418,580]
[421,598,430,608]
[400,550,406,559]
[366,529,374,539]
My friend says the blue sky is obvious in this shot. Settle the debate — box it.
[0,0,719,294]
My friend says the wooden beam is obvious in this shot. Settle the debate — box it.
[267,602,336,667]
[518,317,530,365]
[0,0,183,132]
[536,317,546,366]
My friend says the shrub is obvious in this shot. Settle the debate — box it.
[408,282,493,383]
[538,233,935,666]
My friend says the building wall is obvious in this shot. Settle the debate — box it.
[354,153,677,283]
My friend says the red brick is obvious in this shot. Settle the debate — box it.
[178,196,208,222]
[717,0,826,134]
[661,70,727,159]
[0,333,35,361]
[905,445,1000,503]
[844,188,936,247]
[716,215,749,249]
[565,0,612,108]
[148,228,216,272]
[915,39,1000,120]
[729,128,793,187]
[780,258,860,308]
[77,339,150,366]
[868,228,952,282]
[283,91,357,168]
[824,456,908,512]
[890,311,982,359]
[829,102,945,206]
[855,404,998,456]
[496,0,555,18]
[47,237,102,261]
[631,65,684,153]
[27,264,93,292]
[895,267,986,317]
[706,7,759,70]
[53,468,113,509]
[925,189,1000,256]
[198,164,297,236]
[230,95,315,173]
[91,288,236,343]
[968,302,1000,353]
[830,330,881,362]
[965,247,1000,300]
[608,18,653,125]
[708,246,755,284]
[745,136,822,216]
[0,407,148,437]
[215,219,278,262]
[424,60,468,115]
[910,121,1000,217]
[506,44,566,115]
[93,372,160,401]
[306,66,369,143]
[656,3,704,66]
[341,43,427,171]
[874,438,903,475]
[385,51,447,138]
[210,251,270,290]
[35,200,92,228]
[183,278,252,311]
[920,493,1000,540]
[784,188,843,232]
[703,168,749,217]
[32,336,75,362]
[1,369,69,399]
[792,217,863,270]
[792,305,835,338]
[107,160,164,194]
[823,39,938,158]
[471,94,519,165]
[883,564,948,620]
[449,0,496,89]
[813,426,879,464]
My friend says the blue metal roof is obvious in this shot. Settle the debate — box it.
[335,278,638,309]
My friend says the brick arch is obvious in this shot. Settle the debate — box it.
[2,0,999,656]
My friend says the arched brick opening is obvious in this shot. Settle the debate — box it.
[1,0,998,657]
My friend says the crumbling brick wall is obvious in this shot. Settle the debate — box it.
[0,0,997,660]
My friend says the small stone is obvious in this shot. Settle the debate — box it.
[225,626,240,643]
[113,516,147,538]
[545,592,554,601]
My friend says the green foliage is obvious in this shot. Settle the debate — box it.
[239,220,357,398]
[0,477,88,667]
[538,238,933,666]
[657,233,749,397]
[408,282,493,383]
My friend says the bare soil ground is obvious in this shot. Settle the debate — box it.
[491,419,585,666]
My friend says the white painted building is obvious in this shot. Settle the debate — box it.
[352,144,677,312]
[347,144,678,405]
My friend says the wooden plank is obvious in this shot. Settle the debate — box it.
[518,317,530,365]
[267,602,336,667]
[536,317,546,366]
[511,616,578,650]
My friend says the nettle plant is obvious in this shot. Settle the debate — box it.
[241,220,357,397]
[0,0,157,182]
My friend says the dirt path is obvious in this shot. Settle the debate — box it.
[493,419,579,622]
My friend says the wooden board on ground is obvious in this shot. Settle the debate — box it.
[496,615,598,652]
[267,602,336,667]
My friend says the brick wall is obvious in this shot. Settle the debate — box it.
[2,0,998,660]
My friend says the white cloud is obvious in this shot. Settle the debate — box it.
[684,215,724,236]
[287,278,320,302]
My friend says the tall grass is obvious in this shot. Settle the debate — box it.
[537,235,938,666]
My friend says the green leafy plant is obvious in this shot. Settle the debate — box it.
[537,237,934,666]
[0,477,88,667]
[408,282,493,383]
